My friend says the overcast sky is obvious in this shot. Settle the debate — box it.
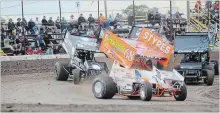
[1,1,189,21]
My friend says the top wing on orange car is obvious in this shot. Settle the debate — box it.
[137,28,174,66]
[99,30,137,68]
[120,39,168,60]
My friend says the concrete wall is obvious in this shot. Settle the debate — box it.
[1,55,70,76]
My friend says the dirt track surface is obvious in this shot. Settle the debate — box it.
[1,51,219,112]
[1,72,219,112]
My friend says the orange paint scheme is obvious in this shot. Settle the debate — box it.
[137,28,174,66]
[99,30,137,68]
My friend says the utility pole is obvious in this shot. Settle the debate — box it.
[59,0,61,22]
[21,0,25,35]
[169,0,173,39]
[59,0,62,34]
[104,1,107,18]
[98,1,100,18]
[0,0,1,48]
[187,0,190,32]
[133,0,135,25]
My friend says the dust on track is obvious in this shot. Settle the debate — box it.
[1,72,219,112]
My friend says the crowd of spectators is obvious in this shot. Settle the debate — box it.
[194,0,219,28]
[0,13,123,56]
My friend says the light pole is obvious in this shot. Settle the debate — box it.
[104,1,107,18]
[133,0,135,25]
[187,0,190,32]
[21,0,25,35]
[98,1,99,18]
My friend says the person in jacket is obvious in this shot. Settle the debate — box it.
[98,13,107,28]
[16,18,22,27]
[68,15,78,30]
[213,1,219,13]
[78,14,86,30]
[42,16,48,26]
[88,14,95,28]
[35,17,41,31]
[60,17,67,32]
[194,0,201,13]
[8,18,15,35]
[48,17,55,26]
[28,19,36,34]
[55,17,61,29]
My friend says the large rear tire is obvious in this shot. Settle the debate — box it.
[203,69,214,86]
[174,83,187,101]
[92,76,117,99]
[55,61,69,81]
[139,82,152,101]
[211,60,219,75]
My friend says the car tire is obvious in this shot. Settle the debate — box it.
[55,61,69,81]
[139,82,152,101]
[92,76,117,99]
[72,69,81,85]
[203,69,214,86]
[211,60,219,75]
[127,96,140,100]
[174,83,187,101]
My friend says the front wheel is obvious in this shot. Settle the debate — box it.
[203,69,214,86]
[139,82,152,101]
[174,83,187,101]
[211,60,219,75]
[92,76,117,99]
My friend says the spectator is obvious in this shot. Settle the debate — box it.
[55,17,61,29]
[106,15,113,28]
[98,13,107,28]
[35,17,41,31]
[88,14,95,28]
[194,0,201,13]
[13,36,22,55]
[78,14,86,30]
[213,1,219,13]
[8,18,15,35]
[35,47,43,55]
[32,26,39,34]
[68,15,78,30]
[45,46,53,55]
[115,13,120,22]
[35,35,46,50]
[11,30,17,41]
[44,33,52,47]
[205,0,212,9]
[26,47,34,55]
[4,36,14,51]
[28,19,36,34]
[22,18,28,34]
[16,18,22,27]
[48,17,55,26]
[42,16,48,26]
[20,47,25,55]
[60,17,67,32]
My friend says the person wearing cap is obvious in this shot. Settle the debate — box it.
[68,15,78,30]
[88,14,96,29]
[78,14,86,30]
[98,13,107,28]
